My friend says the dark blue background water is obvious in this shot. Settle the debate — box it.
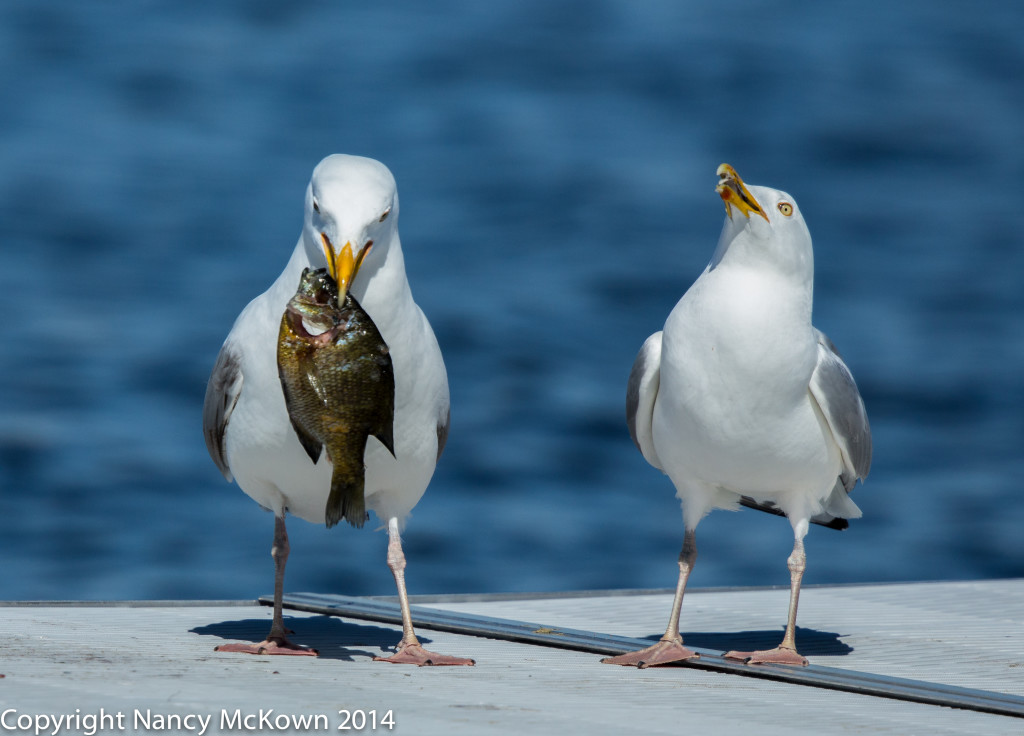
[2,1,1023,600]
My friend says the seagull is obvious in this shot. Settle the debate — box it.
[203,154,474,665]
[604,164,871,668]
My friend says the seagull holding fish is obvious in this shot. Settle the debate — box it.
[204,154,473,665]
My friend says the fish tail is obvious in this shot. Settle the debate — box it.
[325,468,366,529]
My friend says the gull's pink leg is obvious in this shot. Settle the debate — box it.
[216,515,318,657]
[374,518,474,666]
[603,528,700,668]
[725,531,809,666]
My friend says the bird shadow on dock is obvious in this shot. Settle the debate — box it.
[642,626,853,657]
[190,615,428,661]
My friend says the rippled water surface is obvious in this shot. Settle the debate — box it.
[2,1,1023,600]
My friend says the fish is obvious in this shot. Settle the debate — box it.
[277,266,395,528]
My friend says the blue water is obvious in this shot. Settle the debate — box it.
[1,1,1023,601]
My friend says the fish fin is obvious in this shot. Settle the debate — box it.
[374,422,396,459]
[278,368,323,464]
[306,368,329,407]
[325,467,366,529]
[292,421,323,464]
[375,357,397,458]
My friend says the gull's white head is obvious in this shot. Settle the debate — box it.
[301,154,400,301]
[712,163,812,276]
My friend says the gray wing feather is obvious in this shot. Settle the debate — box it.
[626,331,663,471]
[436,404,450,463]
[809,328,872,490]
[739,496,850,530]
[203,343,243,482]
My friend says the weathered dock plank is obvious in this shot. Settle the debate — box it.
[0,580,1020,735]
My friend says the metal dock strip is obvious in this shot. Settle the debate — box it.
[272,592,1024,719]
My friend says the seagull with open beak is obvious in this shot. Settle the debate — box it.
[204,154,473,665]
[606,164,871,668]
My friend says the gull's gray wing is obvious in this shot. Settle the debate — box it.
[741,331,870,531]
[626,331,664,471]
[436,404,450,463]
[809,328,872,491]
[203,342,243,482]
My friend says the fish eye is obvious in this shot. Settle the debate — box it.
[379,206,391,222]
[777,202,793,217]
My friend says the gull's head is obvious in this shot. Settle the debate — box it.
[714,164,811,271]
[301,154,399,303]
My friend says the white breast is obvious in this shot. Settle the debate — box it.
[652,263,840,508]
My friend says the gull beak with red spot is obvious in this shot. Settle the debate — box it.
[716,164,769,222]
[320,233,373,304]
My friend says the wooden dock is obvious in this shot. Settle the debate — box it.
[2,579,1022,734]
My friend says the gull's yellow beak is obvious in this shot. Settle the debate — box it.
[716,164,768,222]
[320,233,372,304]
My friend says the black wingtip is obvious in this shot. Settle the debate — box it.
[738,497,851,531]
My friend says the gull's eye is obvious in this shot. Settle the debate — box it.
[313,199,320,214]
[777,202,793,217]
[379,206,391,223]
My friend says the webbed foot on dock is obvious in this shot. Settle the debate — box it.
[374,642,475,666]
[215,637,318,657]
[602,638,699,668]
[724,646,807,666]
